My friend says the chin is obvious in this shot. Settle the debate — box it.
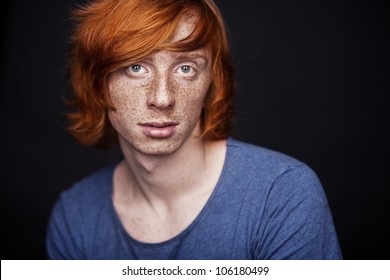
[119,125,200,157]
[131,139,184,157]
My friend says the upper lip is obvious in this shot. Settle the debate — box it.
[139,122,178,128]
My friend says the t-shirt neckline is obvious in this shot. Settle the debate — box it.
[108,138,234,248]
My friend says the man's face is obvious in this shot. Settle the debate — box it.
[108,13,213,156]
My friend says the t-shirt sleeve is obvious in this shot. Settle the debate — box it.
[46,193,85,260]
[253,164,342,259]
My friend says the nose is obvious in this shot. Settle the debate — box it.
[147,75,175,110]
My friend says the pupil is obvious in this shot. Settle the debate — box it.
[132,65,141,72]
[181,66,190,73]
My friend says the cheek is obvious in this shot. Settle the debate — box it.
[110,81,141,106]
[173,88,203,123]
[175,80,209,115]
[110,78,150,112]
[108,81,147,129]
[177,86,203,100]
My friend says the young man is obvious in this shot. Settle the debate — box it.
[46,0,342,259]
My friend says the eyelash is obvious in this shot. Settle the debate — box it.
[177,65,196,76]
[126,64,148,74]
[124,64,197,78]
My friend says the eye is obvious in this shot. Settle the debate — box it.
[180,65,192,73]
[130,65,142,72]
[125,64,149,78]
[176,65,196,77]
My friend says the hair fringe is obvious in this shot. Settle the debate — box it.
[66,0,235,148]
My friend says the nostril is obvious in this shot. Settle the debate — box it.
[146,77,175,110]
[147,91,175,110]
[148,100,175,110]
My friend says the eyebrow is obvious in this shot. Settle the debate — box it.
[175,52,208,63]
[140,50,209,66]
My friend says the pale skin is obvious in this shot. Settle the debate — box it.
[108,12,227,243]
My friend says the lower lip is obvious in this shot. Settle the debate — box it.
[141,125,176,138]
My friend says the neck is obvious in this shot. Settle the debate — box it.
[117,135,209,203]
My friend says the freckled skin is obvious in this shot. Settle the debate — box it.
[108,14,212,156]
[108,12,229,243]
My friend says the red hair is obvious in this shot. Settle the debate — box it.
[67,0,235,148]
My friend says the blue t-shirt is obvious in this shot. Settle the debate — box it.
[46,138,342,259]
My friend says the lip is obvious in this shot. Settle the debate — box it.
[139,122,178,138]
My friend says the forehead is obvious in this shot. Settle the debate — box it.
[145,48,210,66]
[148,11,211,63]
[171,11,199,43]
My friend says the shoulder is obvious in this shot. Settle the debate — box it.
[228,138,302,165]
[225,138,324,199]
[54,162,117,216]
[226,140,341,259]
[48,162,117,233]
[227,138,309,177]
[226,139,332,232]
[46,162,117,259]
[65,163,116,197]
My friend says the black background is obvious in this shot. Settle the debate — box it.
[1,0,389,259]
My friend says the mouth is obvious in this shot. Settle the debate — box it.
[140,122,178,128]
[139,122,178,138]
